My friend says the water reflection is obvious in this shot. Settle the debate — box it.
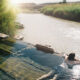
[54,62,80,80]
[0,41,80,80]
[0,41,63,80]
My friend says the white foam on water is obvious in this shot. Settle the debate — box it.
[72,65,80,79]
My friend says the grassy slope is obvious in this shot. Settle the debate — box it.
[41,3,80,21]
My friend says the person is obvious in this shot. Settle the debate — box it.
[67,53,76,61]
[65,53,80,68]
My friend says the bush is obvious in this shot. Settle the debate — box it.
[0,0,17,37]
[41,3,80,21]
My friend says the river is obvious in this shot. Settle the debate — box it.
[0,13,80,80]
[18,13,80,57]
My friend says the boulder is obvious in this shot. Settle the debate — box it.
[0,33,9,39]
[35,44,54,54]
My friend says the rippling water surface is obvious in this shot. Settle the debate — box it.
[0,41,80,80]
[0,41,63,80]
[17,13,80,55]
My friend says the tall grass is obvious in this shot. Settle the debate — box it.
[41,3,80,21]
[0,0,17,37]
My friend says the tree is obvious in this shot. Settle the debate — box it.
[63,0,66,3]
[0,0,17,37]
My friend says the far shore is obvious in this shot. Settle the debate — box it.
[40,3,80,22]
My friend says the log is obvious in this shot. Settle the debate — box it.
[35,44,54,54]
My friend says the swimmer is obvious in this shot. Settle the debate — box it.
[64,53,80,68]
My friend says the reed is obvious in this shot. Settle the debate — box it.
[41,3,80,21]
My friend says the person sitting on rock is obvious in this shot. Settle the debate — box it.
[65,53,80,68]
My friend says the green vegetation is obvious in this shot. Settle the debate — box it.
[16,22,24,29]
[0,0,17,37]
[0,38,15,56]
[0,0,19,56]
[41,3,80,21]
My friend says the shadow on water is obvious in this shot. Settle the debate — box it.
[0,40,63,80]
[0,39,16,80]
[0,41,80,80]
[12,41,63,69]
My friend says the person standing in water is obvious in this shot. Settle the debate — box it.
[65,53,80,68]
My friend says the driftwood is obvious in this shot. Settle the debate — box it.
[0,33,9,39]
[35,44,54,54]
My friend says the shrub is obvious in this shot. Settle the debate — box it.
[0,0,17,37]
[41,3,80,21]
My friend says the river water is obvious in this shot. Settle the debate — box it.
[0,41,64,80]
[1,13,80,80]
[18,13,80,56]
[1,41,80,80]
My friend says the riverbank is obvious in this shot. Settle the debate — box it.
[40,3,80,21]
